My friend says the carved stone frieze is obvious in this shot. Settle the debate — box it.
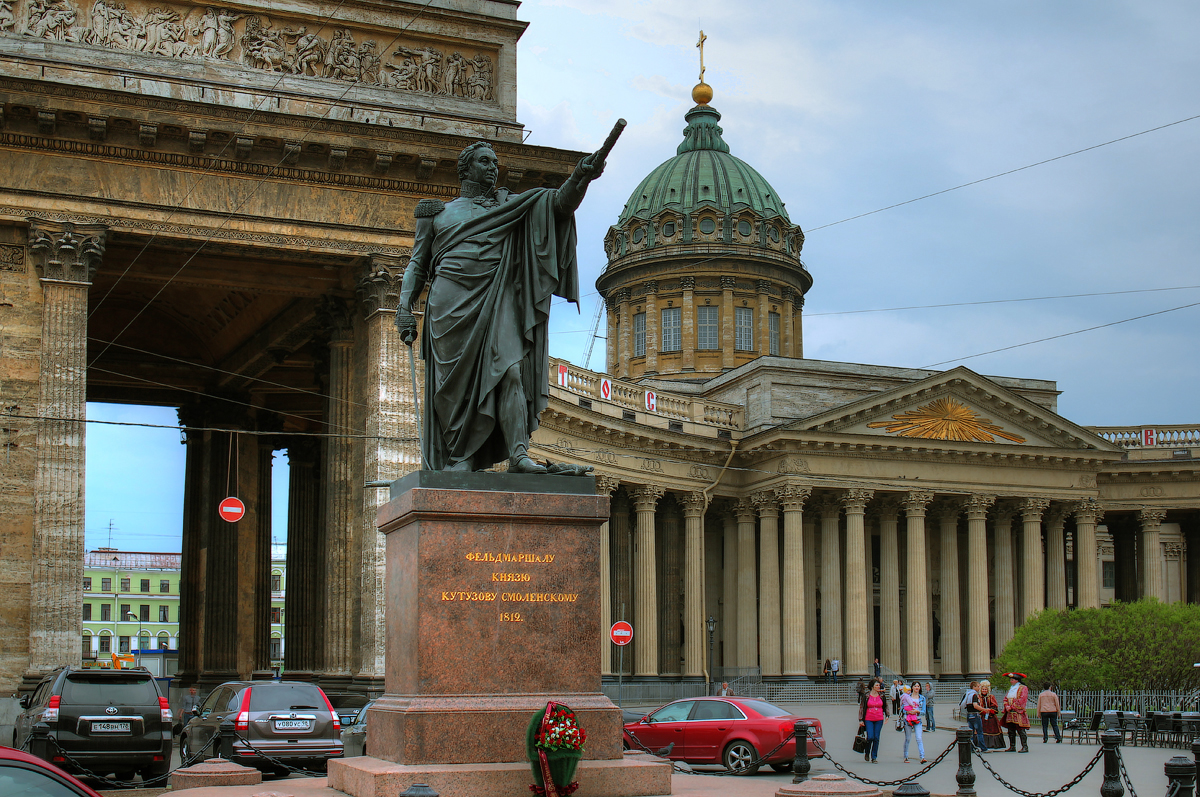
[0,243,25,272]
[27,219,106,282]
[5,0,498,103]
[778,455,810,475]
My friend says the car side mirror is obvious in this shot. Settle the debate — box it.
[18,695,29,709]
[192,707,201,716]
[641,716,650,724]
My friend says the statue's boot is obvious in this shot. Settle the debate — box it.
[499,368,547,474]
[509,444,548,474]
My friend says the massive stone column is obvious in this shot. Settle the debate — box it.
[754,491,782,677]
[903,491,934,679]
[721,509,738,670]
[842,488,873,677]
[681,491,707,678]
[1045,505,1068,611]
[777,484,811,678]
[1073,500,1103,609]
[644,280,659,373]
[658,498,683,676]
[25,221,106,683]
[965,494,995,676]
[680,276,696,372]
[610,491,632,675]
[320,296,356,688]
[803,517,818,672]
[596,475,620,677]
[176,410,210,683]
[992,505,1017,653]
[614,288,631,378]
[1140,507,1167,601]
[283,439,322,676]
[816,495,843,670]
[734,497,759,668]
[1019,498,1049,624]
[632,485,663,677]
[878,499,902,673]
[720,276,736,370]
[355,259,418,688]
[936,501,963,677]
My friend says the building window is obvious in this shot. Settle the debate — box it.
[270,639,282,661]
[159,580,170,593]
[633,312,646,357]
[735,307,754,351]
[1102,561,1116,589]
[119,637,130,654]
[120,604,130,620]
[159,605,170,623]
[82,604,92,621]
[120,578,130,592]
[139,633,150,651]
[139,605,150,622]
[271,573,282,592]
[697,306,719,350]
[99,635,111,654]
[661,307,681,352]
[101,604,111,622]
[140,579,150,592]
[83,577,92,592]
[769,311,780,356]
[82,635,91,658]
[270,607,282,624]
[101,578,112,592]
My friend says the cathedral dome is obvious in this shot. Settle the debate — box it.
[616,105,791,227]
[597,97,812,382]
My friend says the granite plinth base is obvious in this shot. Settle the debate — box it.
[329,754,672,797]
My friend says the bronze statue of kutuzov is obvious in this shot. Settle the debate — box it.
[396,125,623,474]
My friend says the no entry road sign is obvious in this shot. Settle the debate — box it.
[218,496,246,523]
[610,621,633,646]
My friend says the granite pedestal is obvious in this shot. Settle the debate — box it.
[329,471,671,797]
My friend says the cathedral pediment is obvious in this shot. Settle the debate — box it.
[789,367,1121,451]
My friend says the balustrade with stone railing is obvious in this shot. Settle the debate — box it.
[1088,425,1200,449]
[548,358,743,439]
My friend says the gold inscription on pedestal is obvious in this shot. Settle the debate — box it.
[491,572,531,582]
[500,592,578,602]
[465,552,554,563]
[440,591,497,602]
[499,612,524,622]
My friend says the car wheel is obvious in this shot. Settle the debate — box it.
[771,762,793,773]
[722,740,761,774]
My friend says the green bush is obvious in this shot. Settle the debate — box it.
[992,599,1200,690]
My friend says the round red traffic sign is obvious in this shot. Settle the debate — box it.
[218,496,246,523]
[610,621,633,646]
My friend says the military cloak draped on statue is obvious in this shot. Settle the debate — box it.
[408,188,579,470]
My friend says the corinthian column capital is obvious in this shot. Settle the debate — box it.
[840,488,874,513]
[902,490,935,516]
[1139,507,1167,528]
[594,473,620,496]
[28,219,107,284]
[632,484,664,510]
[1073,498,1104,524]
[680,490,707,516]
[752,490,779,516]
[356,254,408,318]
[964,494,996,520]
[1019,497,1050,521]
[775,483,811,510]
[734,496,758,521]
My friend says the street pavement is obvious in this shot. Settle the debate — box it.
[96,702,1188,796]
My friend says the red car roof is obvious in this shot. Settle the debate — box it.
[0,745,105,797]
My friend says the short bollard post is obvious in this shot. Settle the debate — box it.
[896,783,932,797]
[792,720,811,783]
[956,726,976,797]
[218,717,236,760]
[1100,729,1125,797]
[1166,756,1197,797]
[399,785,439,797]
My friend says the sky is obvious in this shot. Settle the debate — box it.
[85,0,1200,552]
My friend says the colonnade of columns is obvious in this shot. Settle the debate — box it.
[599,480,1189,682]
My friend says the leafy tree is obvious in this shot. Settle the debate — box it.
[992,599,1200,690]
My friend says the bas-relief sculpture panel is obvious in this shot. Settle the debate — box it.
[2,0,496,101]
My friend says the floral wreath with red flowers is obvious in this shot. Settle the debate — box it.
[528,702,587,797]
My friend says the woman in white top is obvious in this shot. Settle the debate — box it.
[900,682,927,763]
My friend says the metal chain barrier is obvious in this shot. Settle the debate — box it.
[231,730,328,777]
[625,726,799,777]
[974,745,1105,797]
[810,734,958,787]
[1115,747,1140,797]
[35,732,218,789]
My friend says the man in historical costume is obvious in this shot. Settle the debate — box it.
[396,140,605,473]
[1001,671,1031,753]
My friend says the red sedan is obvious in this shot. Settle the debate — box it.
[0,745,105,796]
[622,697,824,775]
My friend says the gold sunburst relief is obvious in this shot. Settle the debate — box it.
[866,397,1026,444]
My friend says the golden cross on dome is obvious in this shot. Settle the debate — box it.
[696,30,707,82]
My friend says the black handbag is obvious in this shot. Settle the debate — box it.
[852,732,868,753]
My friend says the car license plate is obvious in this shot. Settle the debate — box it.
[91,721,131,733]
[274,719,311,731]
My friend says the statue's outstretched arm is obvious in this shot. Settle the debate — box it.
[396,214,435,345]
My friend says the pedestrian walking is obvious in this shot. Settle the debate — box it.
[718,681,732,696]
[890,679,902,714]
[823,659,832,683]
[874,658,881,678]
[831,658,841,683]
[962,680,987,752]
[924,681,936,731]
[858,678,889,764]
[856,677,867,700]
[977,681,1007,750]
[901,682,926,763]
[1037,683,1063,743]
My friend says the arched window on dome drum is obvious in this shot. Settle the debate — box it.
[769,312,780,356]
[661,307,681,352]
[735,307,754,351]
[697,306,719,350]
[634,312,646,357]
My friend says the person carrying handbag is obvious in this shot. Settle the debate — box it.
[900,682,927,763]
[858,678,889,764]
